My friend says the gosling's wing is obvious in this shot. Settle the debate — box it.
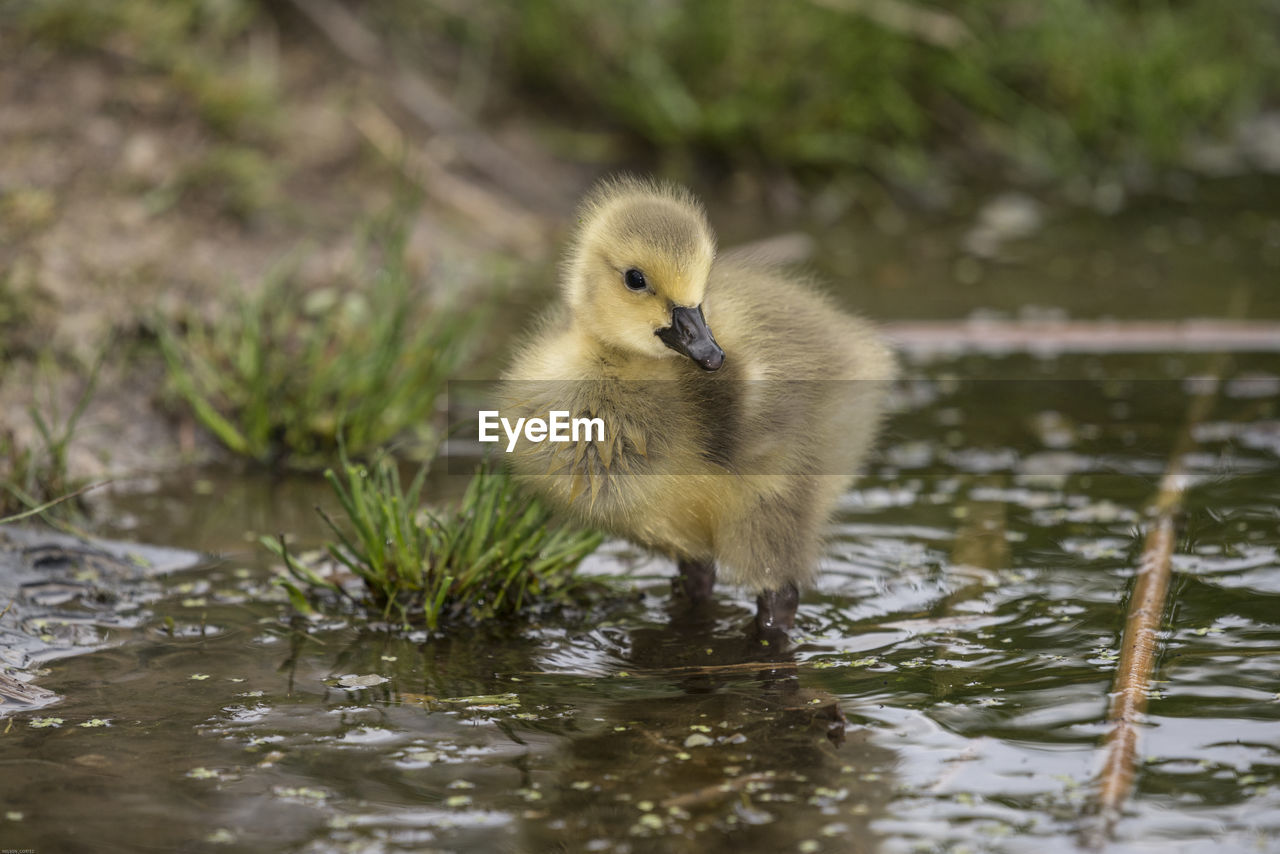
[703,259,896,473]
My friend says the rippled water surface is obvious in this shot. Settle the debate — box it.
[3,349,1276,854]
[3,190,1280,853]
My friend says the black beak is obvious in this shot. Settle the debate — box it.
[656,305,725,372]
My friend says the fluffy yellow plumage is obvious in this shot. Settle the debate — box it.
[501,177,896,633]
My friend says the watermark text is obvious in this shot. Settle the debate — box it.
[478,410,605,452]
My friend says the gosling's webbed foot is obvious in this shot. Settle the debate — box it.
[672,558,716,605]
[754,582,800,635]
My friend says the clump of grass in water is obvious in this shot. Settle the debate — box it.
[267,457,604,630]
[158,223,477,468]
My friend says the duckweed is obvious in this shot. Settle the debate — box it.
[273,786,329,801]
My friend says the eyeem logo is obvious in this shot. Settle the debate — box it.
[478,410,605,452]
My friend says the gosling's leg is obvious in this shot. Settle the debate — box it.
[673,559,716,605]
[755,582,799,634]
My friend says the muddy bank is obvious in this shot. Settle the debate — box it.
[0,17,572,483]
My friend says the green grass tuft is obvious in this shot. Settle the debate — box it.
[267,457,604,630]
[0,355,101,524]
[158,222,478,468]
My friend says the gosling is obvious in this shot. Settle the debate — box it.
[500,177,896,633]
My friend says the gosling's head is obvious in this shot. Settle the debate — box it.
[563,177,724,371]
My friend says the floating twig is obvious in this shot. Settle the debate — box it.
[1091,471,1181,842]
[527,659,800,679]
[1087,354,1223,846]
[662,772,780,809]
[884,319,1280,358]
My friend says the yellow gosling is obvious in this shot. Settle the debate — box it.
[500,176,896,634]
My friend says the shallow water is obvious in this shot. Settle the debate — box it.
[3,192,1280,853]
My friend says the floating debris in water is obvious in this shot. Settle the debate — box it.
[273,786,329,801]
[437,692,520,707]
[629,812,666,834]
[0,672,59,711]
[333,674,389,689]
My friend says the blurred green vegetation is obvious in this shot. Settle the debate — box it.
[168,144,281,222]
[15,0,1279,184]
[19,0,276,138]
[381,0,1280,182]
[158,219,479,469]
[16,0,285,221]
[268,458,604,630]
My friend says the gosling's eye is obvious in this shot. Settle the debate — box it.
[623,268,648,292]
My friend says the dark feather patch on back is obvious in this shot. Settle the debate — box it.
[685,365,741,470]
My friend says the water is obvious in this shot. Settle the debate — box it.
[2,193,1279,853]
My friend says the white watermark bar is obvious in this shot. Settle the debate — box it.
[443,379,1280,478]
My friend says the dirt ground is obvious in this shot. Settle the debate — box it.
[0,15,589,482]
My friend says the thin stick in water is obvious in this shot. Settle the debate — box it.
[1092,474,1181,838]
[1088,353,1223,845]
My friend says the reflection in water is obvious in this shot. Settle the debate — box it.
[517,611,897,853]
